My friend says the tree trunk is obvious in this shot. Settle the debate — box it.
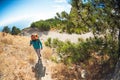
[118,28,120,58]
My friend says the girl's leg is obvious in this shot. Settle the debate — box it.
[35,49,41,59]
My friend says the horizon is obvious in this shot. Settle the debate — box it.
[0,0,71,31]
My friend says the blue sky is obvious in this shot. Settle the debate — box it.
[0,0,71,29]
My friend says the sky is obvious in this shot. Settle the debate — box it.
[0,0,71,30]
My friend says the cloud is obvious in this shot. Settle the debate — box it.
[53,0,71,13]
[0,16,26,26]
[52,4,71,14]
[0,12,56,27]
[54,0,67,3]
[53,5,65,12]
[0,13,37,27]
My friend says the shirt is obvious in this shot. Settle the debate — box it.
[30,39,42,49]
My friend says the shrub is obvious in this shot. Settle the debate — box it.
[2,26,11,33]
[45,35,118,65]
[44,38,52,47]
[45,38,91,64]
[0,46,3,54]
[31,21,50,31]
[11,26,21,35]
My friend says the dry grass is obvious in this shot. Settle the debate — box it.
[0,32,76,80]
[0,37,13,45]
[51,63,65,74]
[0,45,3,54]
[0,32,36,80]
[27,53,36,65]
[42,47,53,60]
[0,33,13,45]
[90,52,110,64]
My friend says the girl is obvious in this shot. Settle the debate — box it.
[30,33,43,60]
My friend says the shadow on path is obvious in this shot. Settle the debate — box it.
[32,59,46,80]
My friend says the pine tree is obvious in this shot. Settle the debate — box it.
[11,26,21,35]
[2,26,11,33]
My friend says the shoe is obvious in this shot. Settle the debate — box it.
[38,57,41,60]
[40,54,41,57]
[32,66,35,72]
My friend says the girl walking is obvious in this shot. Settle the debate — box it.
[30,33,43,60]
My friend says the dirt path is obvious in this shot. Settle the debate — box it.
[39,31,93,43]
[31,58,53,80]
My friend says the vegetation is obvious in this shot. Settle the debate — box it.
[45,35,118,64]
[69,0,120,58]
[2,26,11,33]
[45,36,118,79]
[44,0,120,79]
[31,20,50,31]
[2,26,21,35]
[43,0,120,65]
[30,10,89,34]
[0,32,37,80]
[1,0,119,79]
[11,26,21,35]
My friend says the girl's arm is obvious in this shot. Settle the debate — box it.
[30,40,32,46]
[38,39,43,49]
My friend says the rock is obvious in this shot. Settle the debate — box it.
[81,69,87,79]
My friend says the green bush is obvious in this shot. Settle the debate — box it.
[38,23,50,31]
[31,21,50,31]
[11,26,21,35]
[2,26,11,33]
[45,36,118,65]
[44,38,52,47]
[52,38,59,48]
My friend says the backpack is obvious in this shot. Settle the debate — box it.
[31,34,39,40]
